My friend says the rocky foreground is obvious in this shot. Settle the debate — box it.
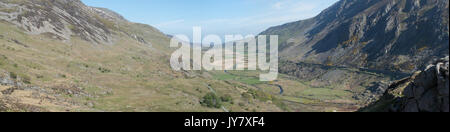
[360,56,449,112]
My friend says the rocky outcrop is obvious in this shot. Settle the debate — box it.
[353,82,389,104]
[360,56,449,112]
[279,60,401,105]
[398,56,449,112]
[0,0,113,43]
[0,69,93,112]
[0,71,14,86]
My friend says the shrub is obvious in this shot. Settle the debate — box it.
[36,74,44,79]
[221,94,233,103]
[22,75,31,84]
[98,67,111,73]
[238,102,245,107]
[9,72,17,79]
[200,92,222,108]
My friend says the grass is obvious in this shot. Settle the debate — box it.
[212,71,265,85]
[297,88,354,100]
[280,96,318,104]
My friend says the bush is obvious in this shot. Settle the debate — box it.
[200,92,222,108]
[36,74,44,79]
[22,75,31,84]
[238,102,245,107]
[9,72,17,79]
[98,67,111,73]
[221,94,233,103]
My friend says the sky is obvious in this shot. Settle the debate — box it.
[81,0,339,38]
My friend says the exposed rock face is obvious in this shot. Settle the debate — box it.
[261,0,449,73]
[0,0,157,45]
[360,56,449,112]
[90,7,126,22]
[0,71,14,86]
[0,0,113,43]
[353,81,389,104]
[398,56,449,112]
[279,60,401,106]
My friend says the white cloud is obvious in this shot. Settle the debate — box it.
[272,2,283,9]
[200,0,319,28]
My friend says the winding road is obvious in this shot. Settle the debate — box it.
[273,84,284,95]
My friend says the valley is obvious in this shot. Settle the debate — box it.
[1,0,448,112]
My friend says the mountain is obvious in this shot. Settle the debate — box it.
[260,0,449,111]
[261,0,449,73]
[0,0,167,46]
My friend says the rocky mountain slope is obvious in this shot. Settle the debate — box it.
[0,0,165,46]
[360,56,448,112]
[261,0,449,73]
[259,0,449,111]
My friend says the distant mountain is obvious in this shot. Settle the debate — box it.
[261,0,449,73]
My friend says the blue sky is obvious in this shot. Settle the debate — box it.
[81,0,338,37]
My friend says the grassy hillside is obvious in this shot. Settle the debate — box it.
[0,18,290,111]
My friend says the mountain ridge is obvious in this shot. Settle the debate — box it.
[261,0,449,73]
[0,0,167,47]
